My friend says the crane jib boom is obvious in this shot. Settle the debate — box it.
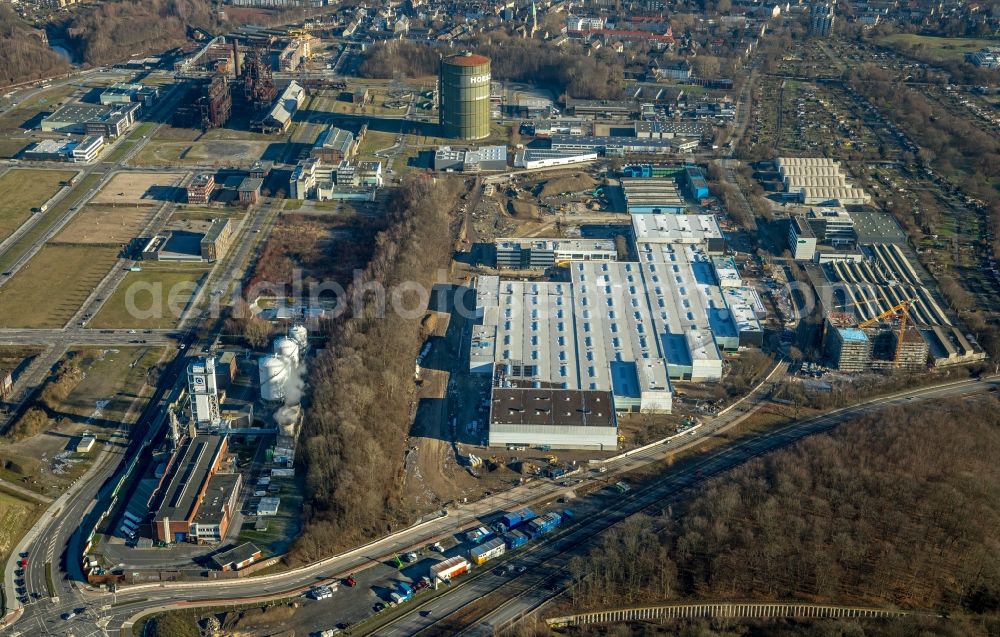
[855,299,915,367]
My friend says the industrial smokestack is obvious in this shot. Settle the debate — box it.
[232,39,241,78]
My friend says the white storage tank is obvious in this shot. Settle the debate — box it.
[259,355,288,402]
[273,336,300,367]
[289,324,308,351]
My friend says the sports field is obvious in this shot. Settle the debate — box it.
[0,244,118,328]
[0,169,76,241]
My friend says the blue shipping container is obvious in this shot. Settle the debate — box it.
[500,508,537,531]
[527,512,562,538]
[505,530,529,549]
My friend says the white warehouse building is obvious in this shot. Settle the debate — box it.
[469,215,764,448]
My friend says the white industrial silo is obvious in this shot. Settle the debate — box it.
[259,355,288,403]
[289,324,308,352]
[272,336,300,367]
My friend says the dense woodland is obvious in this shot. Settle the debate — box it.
[0,6,70,88]
[246,213,384,297]
[289,177,458,561]
[62,0,218,66]
[359,37,626,100]
[558,396,1000,635]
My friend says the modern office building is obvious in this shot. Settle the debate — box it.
[200,218,234,262]
[494,238,617,269]
[23,139,74,162]
[967,47,1000,69]
[788,215,818,260]
[433,145,507,172]
[84,103,140,139]
[99,83,159,108]
[513,149,597,170]
[71,135,105,163]
[288,158,382,200]
[805,207,856,248]
[439,52,492,140]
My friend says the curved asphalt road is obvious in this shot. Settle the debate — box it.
[7,374,989,637]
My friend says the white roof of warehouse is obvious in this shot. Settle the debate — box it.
[632,214,723,244]
[800,187,870,202]
[777,157,842,167]
[722,287,763,334]
[495,238,615,253]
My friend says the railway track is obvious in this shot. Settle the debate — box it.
[380,377,999,636]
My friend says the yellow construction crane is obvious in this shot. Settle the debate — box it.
[857,299,915,367]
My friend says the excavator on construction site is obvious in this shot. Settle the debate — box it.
[856,299,915,368]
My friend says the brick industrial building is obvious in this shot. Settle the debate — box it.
[151,434,241,544]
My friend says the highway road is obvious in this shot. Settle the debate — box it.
[6,374,992,636]
[0,329,176,347]
[386,374,1000,637]
[1,194,285,637]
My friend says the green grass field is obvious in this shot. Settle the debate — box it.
[90,268,209,329]
[355,130,396,158]
[0,168,76,242]
[0,489,42,569]
[0,85,75,134]
[878,34,999,63]
[0,173,102,272]
[104,140,136,164]
[0,139,28,159]
[0,244,119,328]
